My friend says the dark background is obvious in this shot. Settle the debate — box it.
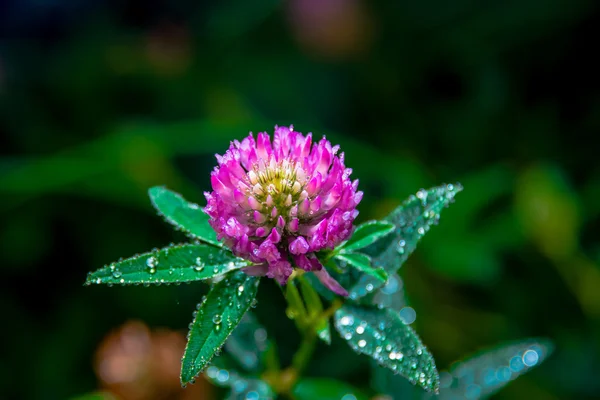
[1,1,599,399]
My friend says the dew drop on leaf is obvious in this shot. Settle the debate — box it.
[146,256,158,274]
[111,269,122,279]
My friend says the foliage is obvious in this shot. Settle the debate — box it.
[83,185,553,399]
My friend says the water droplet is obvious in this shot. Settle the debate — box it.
[193,257,205,272]
[146,256,158,273]
[356,325,365,335]
[522,349,539,366]
[358,339,367,348]
[237,285,245,296]
[216,369,229,383]
[111,269,122,279]
[213,314,222,325]
[146,256,157,267]
[399,306,417,324]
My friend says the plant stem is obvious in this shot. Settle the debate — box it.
[291,330,317,375]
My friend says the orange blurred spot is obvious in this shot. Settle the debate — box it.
[94,320,212,400]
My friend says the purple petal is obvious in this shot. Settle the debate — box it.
[306,172,322,196]
[313,268,348,297]
[289,236,310,255]
[288,218,299,232]
[266,260,293,284]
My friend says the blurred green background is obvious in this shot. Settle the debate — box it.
[1,0,599,399]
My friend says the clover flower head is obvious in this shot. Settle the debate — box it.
[204,125,363,295]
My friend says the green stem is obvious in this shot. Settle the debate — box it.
[291,330,317,375]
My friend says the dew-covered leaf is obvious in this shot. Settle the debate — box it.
[181,271,260,384]
[334,304,439,393]
[336,253,387,283]
[86,244,248,286]
[225,312,271,372]
[424,339,553,400]
[149,186,221,246]
[342,220,396,252]
[205,362,275,399]
[85,244,250,286]
[349,183,462,299]
[292,378,369,400]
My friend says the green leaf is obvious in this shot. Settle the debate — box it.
[349,183,462,299]
[85,243,249,286]
[225,312,271,372]
[292,378,369,400]
[335,253,388,283]
[426,339,554,400]
[148,186,221,246]
[181,271,260,384]
[342,220,396,252]
[334,304,439,393]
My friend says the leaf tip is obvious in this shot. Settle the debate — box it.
[450,182,463,193]
[148,186,165,210]
[375,268,388,282]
